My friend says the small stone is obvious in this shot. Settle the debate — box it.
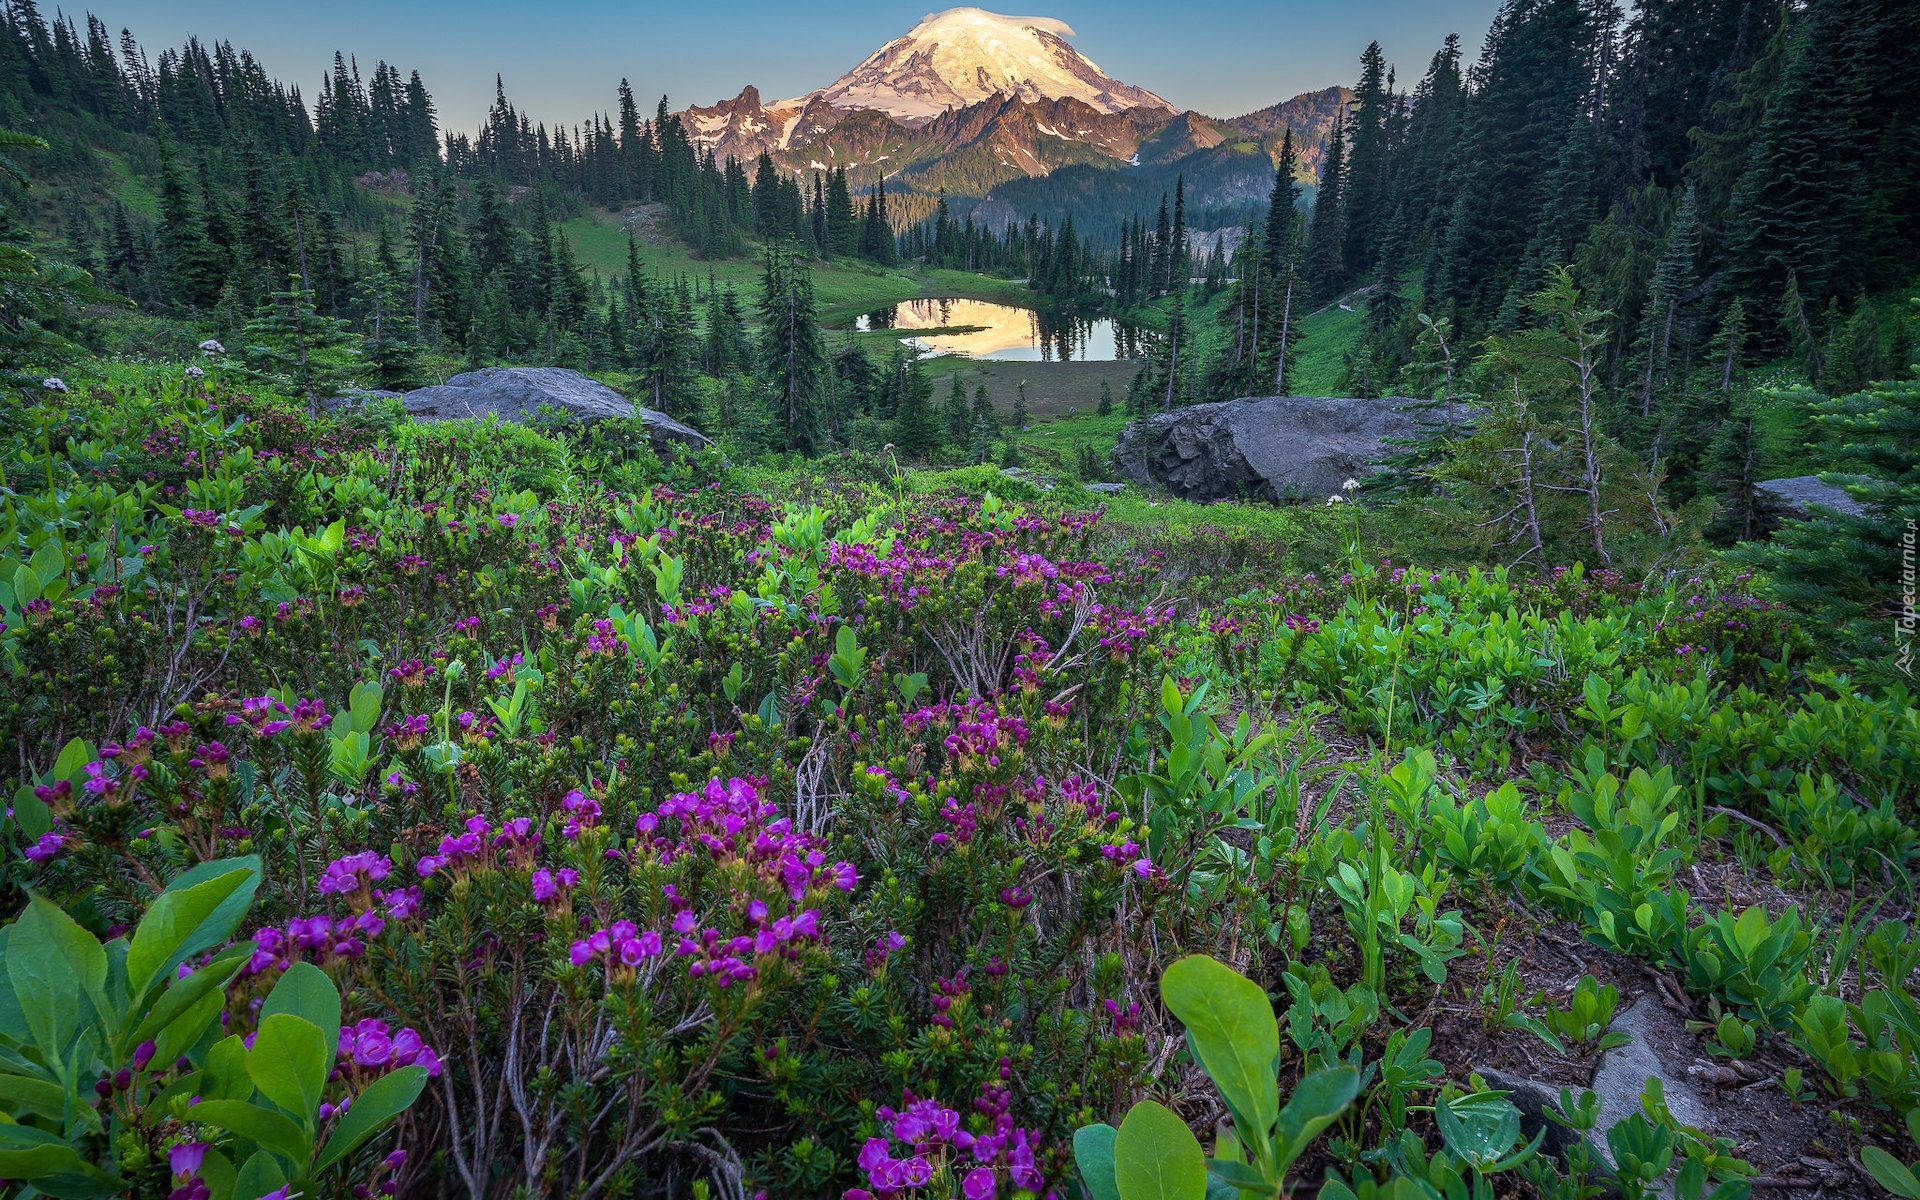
[1589,996,1712,1197]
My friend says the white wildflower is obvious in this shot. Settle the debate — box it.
[41,377,68,393]
[198,339,226,356]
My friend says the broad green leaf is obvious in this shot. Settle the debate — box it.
[0,1069,69,1118]
[1074,1123,1121,1200]
[262,964,341,1062]
[153,980,227,1066]
[313,1064,428,1172]
[29,541,65,588]
[1435,1092,1522,1160]
[192,1100,310,1165]
[126,868,254,1000]
[0,1144,91,1181]
[1271,1067,1360,1171]
[198,1148,237,1200]
[199,1034,256,1101]
[1113,1101,1207,1200]
[8,893,107,1065]
[348,681,383,735]
[52,738,94,783]
[0,927,30,1045]
[246,1014,329,1127]
[12,783,51,839]
[161,856,263,965]
[1203,1158,1268,1190]
[0,1126,119,1197]
[128,954,247,1049]
[231,1147,291,1200]
[11,563,39,605]
[1861,1147,1920,1200]
[1161,955,1278,1143]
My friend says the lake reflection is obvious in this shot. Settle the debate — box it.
[857,298,1143,361]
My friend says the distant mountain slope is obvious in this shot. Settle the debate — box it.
[683,75,1344,235]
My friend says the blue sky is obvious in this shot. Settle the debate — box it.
[97,1,1500,133]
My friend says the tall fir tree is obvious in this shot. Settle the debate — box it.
[757,242,826,453]
[1304,112,1347,303]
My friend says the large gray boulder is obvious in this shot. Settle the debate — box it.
[1756,475,1866,517]
[400,367,710,449]
[1111,395,1466,503]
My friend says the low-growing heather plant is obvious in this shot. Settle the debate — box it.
[6,376,1918,1197]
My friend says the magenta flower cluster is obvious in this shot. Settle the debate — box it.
[223,695,331,737]
[843,1081,1049,1199]
[570,920,665,969]
[317,850,392,898]
[338,1017,443,1078]
[416,814,494,876]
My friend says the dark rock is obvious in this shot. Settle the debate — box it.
[1755,475,1866,518]
[399,367,711,449]
[1110,395,1467,503]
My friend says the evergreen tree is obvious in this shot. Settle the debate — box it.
[943,371,970,445]
[156,139,222,307]
[1012,380,1029,430]
[1150,193,1171,296]
[1703,388,1769,544]
[703,282,750,376]
[406,165,465,345]
[1427,0,1608,326]
[1779,268,1821,384]
[1723,0,1920,316]
[1304,113,1347,303]
[1340,42,1391,281]
[243,274,358,415]
[1485,267,1621,564]
[1735,342,1920,679]
[1098,378,1114,416]
[1168,176,1187,294]
[757,242,826,453]
[357,261,423,389]
[0,128,113,385]
[1152,292,1191,412]
[826,167,858,258]
[971,381,998,437]
[1635,182,1700,418]
[893,354,940,458]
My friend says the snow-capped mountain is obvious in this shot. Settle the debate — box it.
[677,8,1346,218]
[777,8,1173,126]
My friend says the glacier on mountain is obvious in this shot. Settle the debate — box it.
[775,8,1174,125]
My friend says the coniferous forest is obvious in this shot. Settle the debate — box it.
[2,0,1919,1197]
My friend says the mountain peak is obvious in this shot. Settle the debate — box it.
[778,8,1173,126]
